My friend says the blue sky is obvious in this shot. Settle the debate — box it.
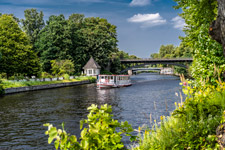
[0,0,185,57]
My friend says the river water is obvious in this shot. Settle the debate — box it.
[0,73,182,150]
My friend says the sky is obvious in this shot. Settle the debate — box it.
[0,0,185,58]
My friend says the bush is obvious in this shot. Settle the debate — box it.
[63,74,70,80]
[8,74,25,80]
[100,70,113,75]
[0,79,4,95]
[44,104,136,150]
[41,72,53,78]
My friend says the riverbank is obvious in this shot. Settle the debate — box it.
[0,76,96,95]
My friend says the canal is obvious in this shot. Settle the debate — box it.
[0,73,182,149]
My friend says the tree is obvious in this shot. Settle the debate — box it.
[51,59,75,76]
[0,15,40,77]
[174,43,192,58]
[159,44,176,58]
[69,17,118,73]
[174,0,225,83]
[35,14,71,72]
[21,9,45,47]
[150,53,160,59]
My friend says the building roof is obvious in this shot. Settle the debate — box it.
[83,57,101,69]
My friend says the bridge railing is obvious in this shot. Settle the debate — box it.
[120,58,193,61]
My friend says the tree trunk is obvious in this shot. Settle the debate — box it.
[209,0,225,57]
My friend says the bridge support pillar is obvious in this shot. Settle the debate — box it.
[128,70,133,76]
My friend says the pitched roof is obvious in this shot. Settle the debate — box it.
[83,57,101,69]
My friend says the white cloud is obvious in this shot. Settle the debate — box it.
[129,0,150,6]
[127,13,166,28]
[171,16,186,30]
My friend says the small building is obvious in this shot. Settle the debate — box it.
[83,57,101,76]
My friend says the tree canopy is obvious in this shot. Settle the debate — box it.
[0,15,40,77]
[35,14,71,72]
[21,9,45,48]
[150,44,192,59]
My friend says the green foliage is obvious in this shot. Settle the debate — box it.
[21,9,45,48]
[41,72,53,78]
[35,14,71,72]
[100,70,113,75]
[150,44,192,59]
[69,17,118,73]
[174,66,188,76]
[134,81,225,150]
[0,14,40,77]
[44,104,136,150]
[174,0,225,83]
[51,60,75,76]
[0,79,4,95]
[8,74,26,80]
[63,74,70,80]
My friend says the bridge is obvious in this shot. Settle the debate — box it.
[120,58,193,74]
[132,68,161,71]
[120,58,193,64]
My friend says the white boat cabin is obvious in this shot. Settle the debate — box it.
[97,75,131,88]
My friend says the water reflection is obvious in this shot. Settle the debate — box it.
[0,73,181,149]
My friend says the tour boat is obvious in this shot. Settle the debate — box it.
[97,75,132,89]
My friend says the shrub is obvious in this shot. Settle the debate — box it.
[87,76,96,83]
[63,74,70,80]
[0,79,4,95]
[41,72,53,78]
[44,104,136,150]
[100,70,113,75]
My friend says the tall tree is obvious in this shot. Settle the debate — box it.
[159,44,176,58]
[21,9,45,48]
[69,17,118,73]
[0,15,40,77]
[35,14,71,72]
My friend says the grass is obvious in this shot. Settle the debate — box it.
[2,76,96,89]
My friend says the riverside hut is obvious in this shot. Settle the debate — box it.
[83,57,101,76]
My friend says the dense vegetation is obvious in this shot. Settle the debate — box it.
[0,14,40,77]
[132,0,225,149]
[174,0,225,84]
[44,104,136,150]
[150,43,192,59]
[0,9,137,79]
[150,44,192,76]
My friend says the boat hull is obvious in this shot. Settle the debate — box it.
[97,83,132,89]
[97,74,132,89]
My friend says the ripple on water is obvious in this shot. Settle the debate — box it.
[0,73,182,149]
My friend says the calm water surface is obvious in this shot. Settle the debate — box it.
[0,73,182,149]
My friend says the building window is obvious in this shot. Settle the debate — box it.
[88,70,92,75]
[94,69,96,75]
